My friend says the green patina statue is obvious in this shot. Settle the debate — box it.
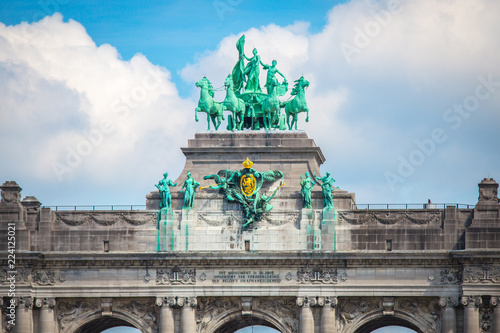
[315,171,336,209]
[180,171,200,209]
[195,35,309,131]
[300,172,315,209]
[155,172,177,209]
[202,158,284,228]
[282,76,309,130]
[195,77,225,131]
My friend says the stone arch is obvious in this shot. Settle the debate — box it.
[62,311,153,333]
[204,309,293,333]
[343,310,428,333]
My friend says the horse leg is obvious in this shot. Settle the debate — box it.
[195,107,200,122]
[206,113,211,131]
[212,115,219,131]
[294,113,299,130]
[305,108,309,122]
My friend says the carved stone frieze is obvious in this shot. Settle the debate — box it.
[57,299,99,329]
[337,211,442,225]
[439,269,462,285]
[463,265,500,284]
[339,298,380,330]
[1,267,31,284]
[257,298,299,333]
[55,211,157,227]
[297,267,345,284]
[156,267,196,285]
[115,298,158,330]
[262,212,300,226]
[196,297,240,333]
[33,270,56,286]
[397,298,441,333]
[197,212,240,226]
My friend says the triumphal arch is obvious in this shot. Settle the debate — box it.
[1,36,500,333]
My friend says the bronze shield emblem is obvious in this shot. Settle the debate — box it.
[240,174,257,196]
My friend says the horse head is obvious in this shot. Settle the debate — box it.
[224,75,234,89]
[196,77,210,89]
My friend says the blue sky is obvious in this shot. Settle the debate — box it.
[102,324,416,333]
[1,0,499,208]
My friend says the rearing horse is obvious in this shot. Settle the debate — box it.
[282,76,309,130]
[195,77,225,131]
[223,75,246,131]
[261,76,280,130]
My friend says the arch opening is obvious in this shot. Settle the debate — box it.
[235,326,280,332]
[215,317,281,333]
[355,317,423,333]
[75,318,137,333]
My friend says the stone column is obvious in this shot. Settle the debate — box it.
[439,297,458,333]
[36,298,56,333]
[157,297,176,333]
[319,296,337,333]
[492,296,500,333]
[179,297,197,333]
[297,296,315,333]
[462,296,482,333]
[15,297,33,333]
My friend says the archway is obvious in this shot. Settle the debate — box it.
[214,316,282,333]
[371,327,418,333]
[353,316,424,333]
[63,311,151,333]
[235,326,280,333]
[102,328,142,333]
[204,309,294,333]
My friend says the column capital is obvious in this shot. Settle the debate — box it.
[19,296,34,309]
[178,296,197,307]
[35,297,55,309]
[296,296,316,307]
[461,295,482,307]
[156,297,176,307]
[491,296,500,307]
[439,296,459,308]
[317,296,338,307]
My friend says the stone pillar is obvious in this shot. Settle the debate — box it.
[157,297,176,333]
[179,297,197,333]
[492,296,500,333]
[319,296,337,333]
[439,297,458,333]
[36,298,56,333]
[297,296,315,333]
[462,296,482,333]
[15,297,33,333]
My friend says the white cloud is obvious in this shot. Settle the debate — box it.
[0,14,192,204]
[181,0,500,204]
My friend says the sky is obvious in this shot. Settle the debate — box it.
[102,324,416,333]
[1,0,499,208]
